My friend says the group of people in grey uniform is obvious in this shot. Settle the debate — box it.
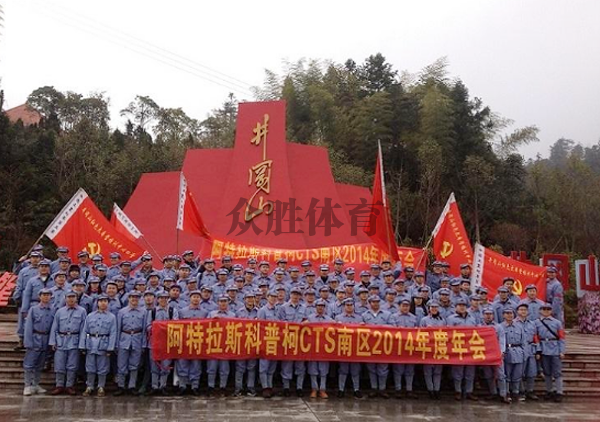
[12,246,566,403]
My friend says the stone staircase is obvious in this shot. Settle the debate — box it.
[0,314,598,397]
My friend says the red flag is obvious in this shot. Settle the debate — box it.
[471,243,547,300]
[111,203,142,244]
[44,189,144,260]
[432,193,473,275]
[397,246,427,272]
[364,142,399,262]
[176,173,211,238]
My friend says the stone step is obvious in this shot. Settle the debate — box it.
[0,367,55,379]
[554,378,600,388]
[563,367,600,378]
[563,360,600,370]
[0,313,17,322]
[0,379,55,389]
[564,354,600,362]
[0,347,25,358]
[0,338,19,345]
[0,356,24,368]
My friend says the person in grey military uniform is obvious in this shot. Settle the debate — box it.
[233,291,259,397]
[446,298,478,401]
[493,277,520,305]
[499,308,526,403]
[492,287,514,323]
[515,302,539,401]
[306,299,333,399]
[114,290,147,396]
[545,267,565,324]
[519,284,545,320]
[390,299,418,398]
[419,301,446,399]
[479,307,506,401]
[436,288,454,319]
[136,290,157,395]
[176,290,207,396]
[410,295,427,325]
[382,289,399,314]
[14,251,43,349]
[355,287,370,315]
[362,295,391,398]
[50,271,70,311]
[77,251,93,283]
[329,258,346,284]
[107,252,122,280]
[199,286,217,314]
[335,298,363,399]
[146,291,178,396]
[425,262,444,291]
[49,246,69,274]
[449,278,468,306]
[257,290,279,398]
[21,259,54,344]
[48,291,87,395]
[278,287,307,396]
[79,294,118,397]
[71,279,94,314]
[22,288,55,396]
[207,295,237,397]
[328,287,346,318]
[468,295,483,325]
[535,302,566,402]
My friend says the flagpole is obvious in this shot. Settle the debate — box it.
[176,229,180,255]
[414,235,433,271]
[22,232,47,259]
[416,192,454,271]
[28,188,87,259]
[140,235,161,259]
[379,141,396,262]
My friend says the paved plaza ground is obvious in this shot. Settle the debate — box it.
[2,393,600,422]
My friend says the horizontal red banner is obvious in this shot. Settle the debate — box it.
[151,319,501,365]
[201,238,427,272]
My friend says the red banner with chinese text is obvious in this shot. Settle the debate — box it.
[44,189,144,260]
[471,243,546,300]
[200,237,427,272]
[151,319,501,365]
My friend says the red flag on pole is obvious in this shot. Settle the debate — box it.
[432,192,473,275]
[44,189,144,260]
[176,172,211,238]
[364,142,400,262]
[471,243,547,300]
[111,203,142,244]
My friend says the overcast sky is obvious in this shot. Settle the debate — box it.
[1,0,599,158]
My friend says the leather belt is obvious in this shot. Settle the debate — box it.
[33,330,49,335]
[121,329,143,334]
[507,343,522,347]
[59,331,80,335]
[541,338,557,342]
[87,333,109,338]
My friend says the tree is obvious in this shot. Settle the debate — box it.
[549,138,575,168]
[418,139,443,238]
[200,93,237,148]
[27,86,64,119]
[495,125,539,158]
[120,95,159,131]
[359,53,397,95]
[462,155,495,242]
